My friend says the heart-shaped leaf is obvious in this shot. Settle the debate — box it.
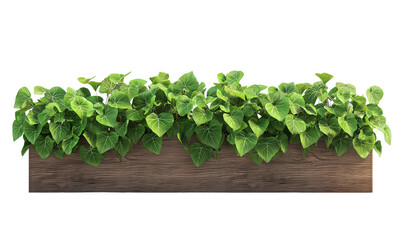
[142,133,162,154]
[96,131,119,154]
[338,113,357,137]
[34,135,54,158]
[146,112,174,137]
[235,132,257,156]
[255,137,280,163]
[193,107,213,126]
[248,117,269,138]
[189,143,213,167]
[265,97,289,121]
[223,109,244,131]
[195,120,222,149]
[79,146,104,167]
[285,114,306,134]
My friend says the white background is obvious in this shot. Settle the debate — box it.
[0,0,399,239]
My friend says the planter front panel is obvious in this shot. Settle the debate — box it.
[29,138,372,192]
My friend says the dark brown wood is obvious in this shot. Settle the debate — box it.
[29,138,372,192]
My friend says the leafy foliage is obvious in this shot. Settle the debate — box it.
[13,71,390,167]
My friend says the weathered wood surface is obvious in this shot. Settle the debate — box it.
[29,138,372,192]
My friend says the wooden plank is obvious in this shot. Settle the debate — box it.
[29,138,372,192]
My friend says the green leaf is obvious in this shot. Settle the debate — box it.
[189,143,213,167]
[300,126,322,148]
[318,118,340,138]
[108,91,132,109]
[89,81,101,91]
[265,97,289,121]
[175,71,199,91]
[115,120,129,137]
[216,89,229,102]
[45,87,66,102]
[53,144,64,159]
[249,151,263,165]
[14,87,31,108]
[336,82,356,94]
[192,107,213,126]
[114,137,132,159]
[285,114,306,134]
[99,78,118,94]
[23,123,43,144]
[126,109,144,122]
[277,133,289,153]
[12,119,24,141]
[96,107,118,127]
[142,133,162,154]
[302,104,318,115]
[34,135,54,159]
[338,113,357,136]
[223,109,244,131]
[367,104,383,116]
[315,73,333,84]
[78,76,95,84]
[126,124,145,144]
[79,146,104,167]
[34,86,48,95]
[383,124,391,145]
[234,132,257,157]
[96,131,119,154]
[244,85,267,99]
[353,130,375,158]
[288,92,305,114]
[332,133,352,157]
[146,112,174,137]
[255,137,280,163]
[62,135,79,155]
[176,95,194,116]
[278,82,297,94]
[71,96,94,119]
[296,83,312,94]
[248,118,269,138]
[83,131,96,148]
[366,86,384,104]
[195,120,223,149]
[304,82,327,104]
[374,140,382,157]
[49,121,71,144]
[108,73,127,83]
[226,70,244,83]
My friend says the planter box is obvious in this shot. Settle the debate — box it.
[29,137,372,192]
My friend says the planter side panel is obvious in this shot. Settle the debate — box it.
[29,138,372,192]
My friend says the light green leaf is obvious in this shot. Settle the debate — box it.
[195,120,223,149]
[226,70,244,83]
[304,82,327,104]
[244,85,267,99]
[366,86,383,104]
[14,87,31,108]
[223,109,244,131]
[336,82,356,94]
[338,113,357,136]
[62,135,79,155]
[99,78,118,94]
[296,83,312,94]
[34,86,48,95]
[302,104,318,115]
[146,112,174,137]
[108,73,128,83]
[142,133,162,154]
[189,143,213,167]
[285,114,306,134]
[288,92,305,114]
[255,137,280,163]
[315,73,333,84]
[367,104,383,116]
[45,87,66,102]
[12,119,24,141]
[332,133,353,157]
[79,146,104,167]
[216,89,229,102]
[248,118,269,138]
[300,126,322,148]
[78,76,95,84]
[96,131,119,154]
[265,97,290,121]
[126,124,145,144]
[71,96,94,119]
[49,121,71,144]
[318,118,340,138]
[33,135,54,159]
[353,130,375,158]
[108,91,132,109]
[383,124,391,145]
[23,123,42,144]
[83,131,96,148]
[176,95,194,116]
[235,132,257,157]
[374,140,382,157]
[88,81,101,91]
[193,107,213,125]
[96,107,118,127]
[175,71,199,91]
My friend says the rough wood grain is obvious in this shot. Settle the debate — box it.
[29,138,372,192]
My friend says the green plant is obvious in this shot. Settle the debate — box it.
[13,71,391,167]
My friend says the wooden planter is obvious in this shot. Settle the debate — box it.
[29,137,372,192]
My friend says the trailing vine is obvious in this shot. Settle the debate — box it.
[13,71,391,167]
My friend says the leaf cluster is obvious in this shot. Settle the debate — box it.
[13,71,391,167]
